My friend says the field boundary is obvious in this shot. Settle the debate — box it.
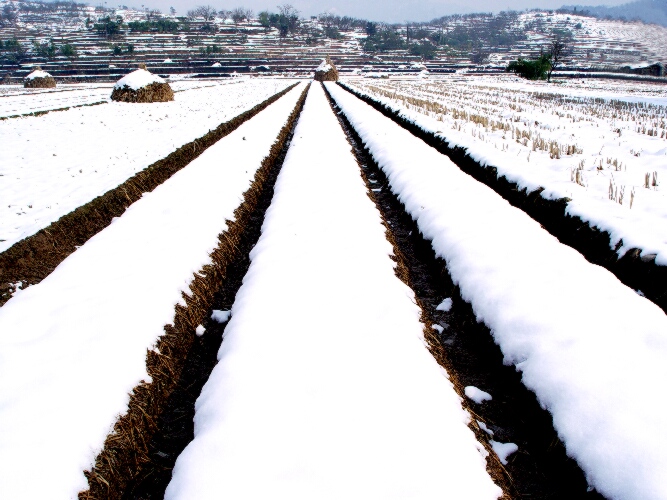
[0,82,299,307]
[78,82,309,499]
[338,81,667,314]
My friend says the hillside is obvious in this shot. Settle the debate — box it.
[0,0,666,81]
[562,0,667,27]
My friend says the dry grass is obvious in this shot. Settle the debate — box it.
[24,76,56,88]
[77,83,310,500]
[0,83,299,307]
[314,56,339,82]
[110,82,174,103]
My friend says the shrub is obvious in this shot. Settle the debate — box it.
[507,54,551,80]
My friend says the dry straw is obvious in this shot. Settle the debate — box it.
[314,55,339,82]
[0,84,299,307]
[78,83,309,499]
[111,64,174,103]
[24,66,56,88]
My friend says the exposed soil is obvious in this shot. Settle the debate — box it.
[78,84,309,500]
[324,82,607,500]
[339,82,667,316]
[0,82,298,307]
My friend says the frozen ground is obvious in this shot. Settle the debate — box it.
[345,75,667,263]
[0,83,303,500]
[0,78,296,252]
[328,81,667,500]
[166,84,501,500]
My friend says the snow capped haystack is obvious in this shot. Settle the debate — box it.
[24,67,55,88]
[110,64,174,103]
[314,56,338,82]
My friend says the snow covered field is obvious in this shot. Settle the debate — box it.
[345,75,667,263]
[0,82,304,500]
[0,78,296,252]
[166,84,501,500]
[0,79,219,118]
[328,81,667,500]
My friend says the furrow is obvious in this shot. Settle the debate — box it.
[326,81,667,500]
[338,82,667,315]
[0,82,308,500]
[324,82,603,500]
[163,83,503,500]
[0,82,298,307]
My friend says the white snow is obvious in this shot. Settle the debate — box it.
[210,309,231,323]
[465,386,493,404]
[0,79,296,253]
[25,69,52,80]
[195,325,206,336]
[436,297,453,312]
[113,68,165,90]
[477,420,494,436]
[165,84,501,500]
[490,441,518,465]
[0,83,304,500]
[315,59,332,72]
[345,77,667,265]
[328,81,667,500]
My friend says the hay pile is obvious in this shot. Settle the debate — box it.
[111,64,174,103]
[314,56,339,82]
[24,67,56,88]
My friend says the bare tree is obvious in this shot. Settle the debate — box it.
[217,9,230,22]
[231,7,252,24]
[547,36,568,82]
[187,5,216,22]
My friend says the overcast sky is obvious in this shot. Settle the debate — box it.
[136,0,629,23]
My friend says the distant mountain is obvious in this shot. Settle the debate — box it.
[561,0,667,26]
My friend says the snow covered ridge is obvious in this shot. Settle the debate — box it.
[0,79,296,254]
[342,77,667,266]
[0,83,305,500]
[165,84,501,499]
[327,81,667,500]
[316,60,332,72]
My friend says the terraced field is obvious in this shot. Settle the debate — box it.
[0,77,665,500]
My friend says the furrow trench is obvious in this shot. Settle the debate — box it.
[78,83,309,500]
[338,82,667,315]
[0,82,299,307]
[324,82,606,500]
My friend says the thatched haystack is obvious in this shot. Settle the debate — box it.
[111,64,174,103]
[24,67,56,88]
[314,56,338,82]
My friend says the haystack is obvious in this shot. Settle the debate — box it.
[24,67,56,88]
[314,56,338,82]
[110,64,174,103]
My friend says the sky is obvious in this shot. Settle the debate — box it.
[134,0,631,23]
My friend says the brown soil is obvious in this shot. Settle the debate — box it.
[110,82,174,103]
[78,82,310,500]
[324,82,607,499]
[0,83,299,307]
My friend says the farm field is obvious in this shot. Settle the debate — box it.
[0,77,666,500]
[0,79,225,118]
[0,77,296,253]
[344,75,667,264]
